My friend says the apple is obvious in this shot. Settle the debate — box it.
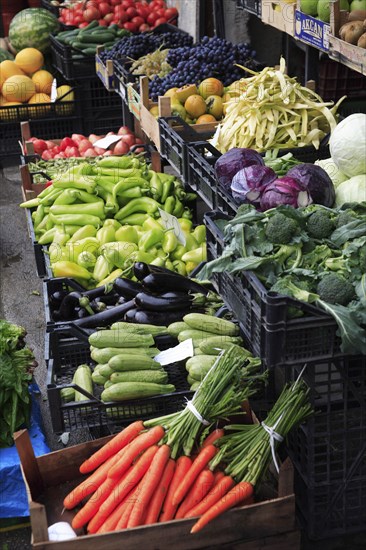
[113,140,130,155]
[83,148,98,157]
[94,146,106,155]
[88,133,102,144]
[46,140,57,150]
[78,139,94,153]
[103,150,113,156]
[117,126,131,135]
[71,133,86,144]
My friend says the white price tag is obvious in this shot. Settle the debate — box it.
[154,339,194,366]
[158,208,186,245]
[50,78,58,102]
[93,135,123,150]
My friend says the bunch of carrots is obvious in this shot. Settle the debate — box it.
[62,347,311,534]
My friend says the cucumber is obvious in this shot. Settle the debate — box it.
[183,313,239,336]
[108,355,162,372]
[194,348,205,355]
[104,380,114,389]
[78,32,115,43]
[89,330,154,349]
[199,339,244,355]
[110,370,168,385]
[187,375,197,386]
[92,371,108,385]
[111,322,168,336]
[78,20,99,33]
[60,387,75,402]
[98,364,114,378]
[101,382,176,402]
[186,356,217,380]
[167,321,190,337]
[73,364,93,401]
[91,347,159,364]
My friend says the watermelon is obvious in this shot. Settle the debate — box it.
[9,8,60,53]
[0,48,14,62]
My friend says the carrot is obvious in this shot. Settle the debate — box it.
[63,453,118,510]
[108,425,165,480]
[172,444,218,507]
[71,475,119,530]
[87,445,159,533]
[159,455,192,522]
[175,469,214,520]
[144,458,175,525]
[184,475,235,519]
[190,481,254,533]
[115,481,143,530]
[201,429,225,449]
[213,471,225,486]
[79,421,145,474]
[95,495,131,534]
[127,444,171,528]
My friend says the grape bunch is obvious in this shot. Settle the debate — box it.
[149,36,259,100]
[99,31,193,63]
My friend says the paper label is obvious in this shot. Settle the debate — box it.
[50,79,57,102]
[158,208,186,245]
[93,135,123,150]
[294,10,330,52]
[154,339,194,366]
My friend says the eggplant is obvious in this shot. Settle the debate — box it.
[133,262,151,281]
[82,284,114,301]
[134,309,191,325]
[58,291,83,320]
[77,308,89,319]
[73,300,135,328]
[160,291,190,300]
[142,273,210,296]
[134,292,191,312]
[124,308,139,322]
[113,277,143,298]
[154,333,179,349]
[94,295,119,306]
[49,290,69,307]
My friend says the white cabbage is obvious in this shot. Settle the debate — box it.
[329,113,366,178]
[335,174,366,206]
[314,158,348,188]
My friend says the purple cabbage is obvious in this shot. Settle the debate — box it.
[259,176,313,211]
[231,165,277,204]
[286,163,335,207]
[215,148,264,189]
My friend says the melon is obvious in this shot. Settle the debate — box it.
[0,60,25,89]
[32,70,54,94]
[9,8,60,54]
[15,48,44,75]
[2,75,36,103]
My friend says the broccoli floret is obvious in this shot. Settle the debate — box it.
[336,209,357,229]
[271,277,314,318]
[316,273,355,306]
[307,209,335,239]
[265,213,299,244]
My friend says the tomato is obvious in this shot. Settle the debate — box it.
[114,6,128,22]
[123,21,139,32]
[150,0,166,9]
[60,137,77,151]
[93,146,106,155]
[154,17,167,26]
[131,15,144,26]
[155,8,166,17]
[146,11,159,25]
[99,19,108,25]
[71,133,86,144]
[117,126,131,135]
[32,139,48,155]
[139,23,150,31]
[86,1,98,9]
[98,2,111,16]
[41,150,53,160]
[121,0,134,8]
[164,7,178,19]
[113,140,129,155]
[65,146,79,157]
[84,7,101,21]
[104,12,114,22]
[74,15,84,24]
[79,21,89,27]
[125,6,137,18]
[83,148,98,157]
[136,6,149,19]
[78,139,94,153]
[109,0,121,4]
[120,133,136,147]
[54,152,66,159]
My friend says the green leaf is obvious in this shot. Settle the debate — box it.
[331,219,366,246]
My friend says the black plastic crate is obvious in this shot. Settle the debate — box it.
[78,77,122,135]
[50,34,96,80]
[46,327,192,433]
[41,0,61,16]
[24,207,50,278]
[243,0,262,17]
[43,277,89,331]
[185,141,220,209]
[159,117,217,183]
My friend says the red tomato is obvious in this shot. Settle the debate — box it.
[109,0,121,5]
[88,134,103,144]
[114,6,128,21]
[125,6,137,18]
[42,150,53,160]
[121,0,134,8]
[123,21,138,32]
[74,15,84,24]
[60,137,77,151]
[154,17,167,26]
[117,126,131,135]
[98,2,111,16]
[165,7,178,19]
[32,139,48,155]
[78,139,93,153]
[146,11,159,25]
[65,146,80,157]
[54,152,66,159]
[79,21,89,27]
[150,0,165,8]
[93,146,106,155]
[102,150,113,156]
[139,23,150,31]
[83,148,98,157]
[84,7,101,21]
[45,140,57,150]
[86,1,98,8]
[99,19,108,25]
[136,6,149,19]
[134,137,144,144]
[104,12,114,22]
[155,7,166,17]
[120,133,136,147]
[113,140,129,155]
[131,15,144,26]
[71,133,86,144]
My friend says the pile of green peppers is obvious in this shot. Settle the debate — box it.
[20,156,207,288]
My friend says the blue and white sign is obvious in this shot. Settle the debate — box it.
[295,10,331,52]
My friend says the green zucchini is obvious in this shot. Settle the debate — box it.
[104,380,114,389]
[73,364,93,401]
[91,347,159,364]
[183,313,239,336]
[89,330,154,349]
[91,370,108,386]
[110,370,168,385]
[108,354,162,372]
[178,329,218,343]
[60,387,75,402]
[167,321,190,337]
[111,322,168,336]
[98,364,114,378]
[199,339,244,355]
[78,32,115,44]
[187,375,197,386]
[186,356,217,380]
[101,382,176,402]
[194,348,205,355]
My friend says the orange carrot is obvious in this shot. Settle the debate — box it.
[144,458,176,525]
[184,475,235,519]
[190,481,254,533]
[87,445,159,533]
[172,444,218,507]
[159,455,192,522]
[212,471,225,486]
[115,481,142,530]
[63,453,118,510]
[175,469,214,520]
[71,475,120,530]
[95,495,131,534]
[127,444,171,528]
[201,429,225,449]
[79,421,145,474]
[108,425,165,480]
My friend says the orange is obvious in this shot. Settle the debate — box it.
[0,60,25,89]
[31,70,54,94]
[2,75,36,102]
[195,114,217,124]
[15,48,44,75]
[198,78,224,99]
[184,94,206,118]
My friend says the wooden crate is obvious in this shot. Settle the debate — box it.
[20,164,47,200]
[139,76,172,151]
[261,1,296,36]
[15,429,300,550]
[328,37,366,76]
[96,46,116,93]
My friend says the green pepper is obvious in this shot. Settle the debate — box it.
[77,251,97,269]
[53,176,96,194]
[172,259,187,276]
[33,205,45,229]
[34,214,49,234]
[69,189,103,204]
[113,177,148,200]
[93,255,112,282]
[173,182,186,201]
[115,197,160,220]
[160,175,175,204]
[46,215,54,230]
[142,217,164,232]
[165,259,175,271]
[49,212,101,228]
[162,229,178,253]
[150,257,166,267]
[19,197,40,209]
[129,250,155,264]
[172,198,184,218]
[115,226,139,244]
[178,218,193,233]
[50,202,106,220]
[65,237,100,263]
[138,229,164,252]
[148,171,163,201]
[97,156,139,169]
[101,241,138,269]
[103,219,121,230]
[38,227,57,245]
[183,192,197,202]
[52,260,93,280]
[171,244,187,261]
[37,184,56,200]
[97,268,123,287]
[163,196,175,214]
[121,213,149,225]
[39,187,63,206]
[185,233,199,251]
[53,188,79,205]
[181,207,193,220]
[96,225,115,245]
[69,225,97,242]
[117,186,144,200]
[63,225,82,236]
[95,177,116,193]
[96,185,119,215]
[182,243,206,263]
[193,224,206,245]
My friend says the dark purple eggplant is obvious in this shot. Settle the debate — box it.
[154,333,179,349]
[77,308,89,319]
[134,292,191,312]
[73,300,135,328]
[81,285,114,301]
[113,277,143,298]
[134,309,191,325]
[50,290,69,306]
[94,294,119,306]
[133,262,151,281]
[124,308,139,322]
[160,291,191,300]
[142,273,210,296]
[58,291,83,319]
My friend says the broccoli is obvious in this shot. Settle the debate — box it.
[306,209,336,239]
[270,277,314,318]
[316,273,355,306]
[336,209,357,229]
[265,213,299,244]
[303,244,335,271]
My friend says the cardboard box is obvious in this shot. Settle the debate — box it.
[261,1,296,36]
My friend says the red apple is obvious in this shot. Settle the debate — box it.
[113,140,129,155]
[117,126,131,135]
[83,148,98,157]
[88,133,102,144]
[46,140,57,150]
[120,133,136,147]
[78,139,93,153]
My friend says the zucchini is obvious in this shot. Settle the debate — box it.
[91,347,159,364]
[111,322,168,336]
[167,321,190,337]
[73,364,93,401]
[110,370,168,384]
[183,313,239,336]
[199,339,244,355]
[104,380,114,389]
[98,364,114,378]
[78,32,115,43]
[89,330,155,349]
[194,348,205,355]
[108,355,162,372]
[186,356,217,380]
[187,375,197,386]
[101,382,176,402]
[60,387,75,402]
[92,371,108,385]
[178,329,242,349]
